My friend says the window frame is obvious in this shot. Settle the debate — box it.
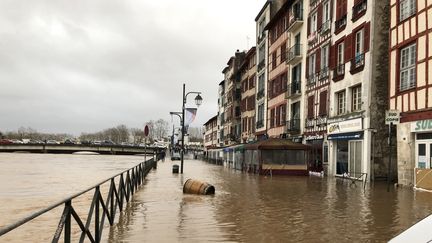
[399,0,416,22]
[399,43,417,92]
[337,90,346,115]
[351,85,362,111]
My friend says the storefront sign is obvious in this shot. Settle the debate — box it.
[411,120,432,132]
[327,132,363,140]
[327,118,362,134]
[305,134,324,141]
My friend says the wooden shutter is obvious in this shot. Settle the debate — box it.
[329,44,336,69]
[343,0,348,16]
[336,0,342,19]
[316,49,321,73]
[364,22,371,52]
[306,55,310,77]
[317,4,323,29]
[307,16,311,36]
[319,90,328,115]
[344,34,352,62]
[308,95,315,118]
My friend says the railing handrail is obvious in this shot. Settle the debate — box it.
[0,157,157,238]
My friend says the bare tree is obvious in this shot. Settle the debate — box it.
[154,119,168,140]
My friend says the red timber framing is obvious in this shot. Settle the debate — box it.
[305,0,332,136]
[389,0,432,122]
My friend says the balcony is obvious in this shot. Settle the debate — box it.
[308,32,318,46]
[334,15,347,33]
[287,44,302,64]
[352,0,367,21]
[305,118,315,128]
[256,120,264,129]
[258,59,265,72]
[350,53,365,73]
[318,67,330,80]
[287,10,303,32]
[310,0,318,7]
[319,20,331,35]
[333,64,345,81]
[316,116,327,126]
[257,32,266,44]
[307,74,316,86]
[286,119,301,133]
[286,81,301,98]
[257,89,265,100]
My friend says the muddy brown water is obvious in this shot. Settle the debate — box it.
[1,153,432,242]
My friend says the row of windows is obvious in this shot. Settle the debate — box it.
[336,85,362,115]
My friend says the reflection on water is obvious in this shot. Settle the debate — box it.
[1,153,432,242]
[108,159,432,243]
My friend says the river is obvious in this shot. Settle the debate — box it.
[1,153,432,242]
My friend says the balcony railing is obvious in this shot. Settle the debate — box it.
[257,89,265,100]
[257,32,266,44]
[333,63,345,80]
[287,9,303,32]
[256,120,264,129]
[286,81,301,98]
[319,20,331,35]
[287,119,301,133]
[308,32,318,45]
[351,53,365,72]
[335,15,347,32]
[316,116,328,126]
[258,59,265,72]
[305,118,315,128]
[287,44,302,64]
[352,0,367,21]
[318,67,330,80]
[307,74,317,86]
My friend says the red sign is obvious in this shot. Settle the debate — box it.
[144,125,149,137]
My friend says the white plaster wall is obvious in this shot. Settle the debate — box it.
[397,122,415,186]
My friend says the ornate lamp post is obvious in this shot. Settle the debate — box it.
[171,83,202,174]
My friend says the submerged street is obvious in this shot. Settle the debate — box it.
[107,157,432,242]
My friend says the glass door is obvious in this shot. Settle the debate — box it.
[416,143,430,169]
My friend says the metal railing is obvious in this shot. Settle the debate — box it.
[335,15,347,31]
[287,44,302,63]
[0,157,158,242]
[352,0,367,20]
[351,53,365,71]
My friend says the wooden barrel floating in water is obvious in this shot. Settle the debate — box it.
[183,179,215,195]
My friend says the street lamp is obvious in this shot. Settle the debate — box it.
[180,83,202,174]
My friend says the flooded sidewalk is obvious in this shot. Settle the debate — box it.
[107,158,432,242]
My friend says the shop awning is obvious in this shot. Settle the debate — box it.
[244,138,310,150]
[327,132,363,140]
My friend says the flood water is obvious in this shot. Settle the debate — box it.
[1,153,432,242]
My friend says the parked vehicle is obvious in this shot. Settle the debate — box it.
[0,139,13,144]
[101,140,115,146]
[46,140,60,144]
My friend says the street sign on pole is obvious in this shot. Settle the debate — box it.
[385,110,400,125]
[144,125,149,137]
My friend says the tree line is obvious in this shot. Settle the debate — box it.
[0,119,203,144]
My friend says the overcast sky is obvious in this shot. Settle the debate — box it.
[0,0,264,135]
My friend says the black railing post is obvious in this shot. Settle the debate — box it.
[65,201,71,243]
[95,186,100,243]
[110,179,114,222]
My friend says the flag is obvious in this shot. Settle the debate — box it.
[184,108,197,126]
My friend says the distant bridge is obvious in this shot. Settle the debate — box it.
[0,144,163,155]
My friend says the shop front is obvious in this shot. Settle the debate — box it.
[411,119,432,190]
[327,117,366,179]
[305,134,325,172]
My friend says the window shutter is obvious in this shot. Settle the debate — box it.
[308,95,315,118]
[344,34,352,62]
[336,0,342,19]
[329,44,336,69]
[276,107,280,126]
[364,22,371,52]
[342,0,348,15]
[318,4,323,29]
[319,90,328,115]
[316,49,321,73]
[306,56,310,77]
[307,16,311,36]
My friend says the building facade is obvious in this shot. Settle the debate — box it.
[222,51,245,146]
[204,115,218,149]
[389,0,432,187]
[255,2,271,140]
[217,80,225,147]
[327,0,389,179]
[304,0,333,172]
[240,47,257,143]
